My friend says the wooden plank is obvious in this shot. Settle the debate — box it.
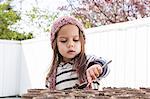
[135,26,147,87]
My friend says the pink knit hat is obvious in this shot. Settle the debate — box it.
[50,16,85,48]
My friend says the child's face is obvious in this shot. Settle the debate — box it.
[57,24,81,62]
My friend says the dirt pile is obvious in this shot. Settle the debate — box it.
[21,87,150,99]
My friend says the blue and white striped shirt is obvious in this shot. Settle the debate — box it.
[55,55,110,90]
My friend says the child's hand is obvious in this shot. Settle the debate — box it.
[86,64,103,84]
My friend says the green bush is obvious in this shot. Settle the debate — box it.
[0,2,33,41]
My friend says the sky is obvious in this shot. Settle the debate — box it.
[9,0,69,38]
[11,0,68,12]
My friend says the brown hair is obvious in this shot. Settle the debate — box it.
[46,27,87,83]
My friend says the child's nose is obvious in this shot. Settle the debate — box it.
[67,41,74,48]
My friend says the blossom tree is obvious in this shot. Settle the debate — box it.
[58,0,150,28]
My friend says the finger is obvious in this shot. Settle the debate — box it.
[94,67,100,77]
[97,65,103,76]
[89,69,97,80]
[94,68,100,77]
[87,82,91,88]
[86,70,93,84]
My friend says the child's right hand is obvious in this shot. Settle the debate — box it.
[86,64,103,84]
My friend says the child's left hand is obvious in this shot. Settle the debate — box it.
[86,64,103,84]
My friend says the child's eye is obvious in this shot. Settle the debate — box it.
[60,40,67,43]
[73,39,79,42]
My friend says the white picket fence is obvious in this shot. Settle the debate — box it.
[0,40,21,97]
[85,17,150,88]
[0,17,150,97]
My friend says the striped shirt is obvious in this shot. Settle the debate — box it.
[56,62,79,90]
[54,55,110,90]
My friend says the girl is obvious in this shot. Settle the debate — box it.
[46,16,110,90]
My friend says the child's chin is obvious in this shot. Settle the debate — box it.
[66,55,76,59]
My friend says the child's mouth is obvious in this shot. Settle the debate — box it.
[67,50,75,54]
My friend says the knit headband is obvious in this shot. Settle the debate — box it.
[50,16,85,48]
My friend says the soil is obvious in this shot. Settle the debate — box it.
[21,87,150,99]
